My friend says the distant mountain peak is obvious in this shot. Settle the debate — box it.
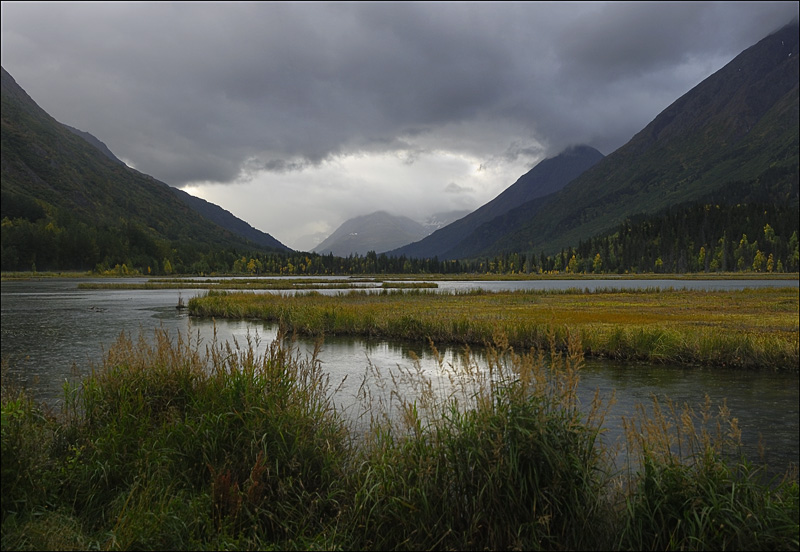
[313,211,429,256]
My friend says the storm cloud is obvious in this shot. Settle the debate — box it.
[2,2,797,249]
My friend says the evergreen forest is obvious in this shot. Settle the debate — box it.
[3,186,796,276]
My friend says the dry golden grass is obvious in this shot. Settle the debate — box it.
[188,287,799,370]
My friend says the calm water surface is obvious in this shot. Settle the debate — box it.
[2,277,797,472]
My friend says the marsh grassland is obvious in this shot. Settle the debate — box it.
[2,286,798,550]
[188,287,799,371]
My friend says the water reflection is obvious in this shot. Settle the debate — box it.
[579,360,800,473]
[2,278,797,474]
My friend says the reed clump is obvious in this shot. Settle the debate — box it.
[616,395,800,550]
[2,328,797,550]
[343,329,615,550]
[2,329,350,550]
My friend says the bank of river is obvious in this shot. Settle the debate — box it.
[1,277,798,473]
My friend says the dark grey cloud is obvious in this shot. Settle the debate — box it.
[1,2,797,247]
[3,2,797,183]
[521,1,799,154]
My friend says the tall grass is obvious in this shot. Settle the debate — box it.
[617,395,800,550]
[343,329,616,550]
[2,326,797,550]
[2,328,349,550]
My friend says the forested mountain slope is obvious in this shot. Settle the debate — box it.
[1,66,289,272]
[431,21,799,260]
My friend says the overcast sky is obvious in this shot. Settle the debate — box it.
[2,2,797,250]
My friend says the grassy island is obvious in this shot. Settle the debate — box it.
[187,287,799,371]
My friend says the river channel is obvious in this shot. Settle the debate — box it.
[2,277,798,474]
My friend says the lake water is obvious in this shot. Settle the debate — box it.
[2,277,798,474]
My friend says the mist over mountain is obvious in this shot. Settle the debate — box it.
[312,211,428,257]
[169,187,290,252]
[481,20,799,259]
[422,210,472,234]
[311,209,473,256]
[389,144,605,259]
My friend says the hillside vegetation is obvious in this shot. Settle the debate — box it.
[1,67,288,274]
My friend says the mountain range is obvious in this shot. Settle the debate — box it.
[2,19,798,273]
